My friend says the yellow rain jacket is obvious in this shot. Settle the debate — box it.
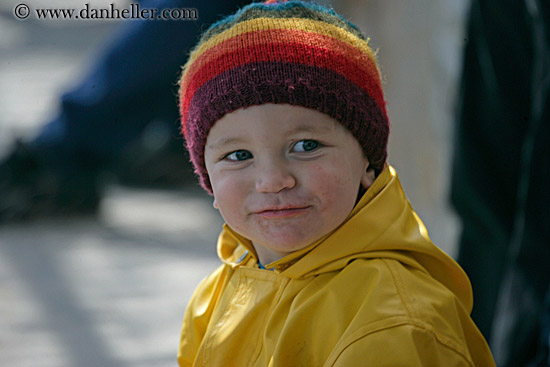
[177,165,495,366]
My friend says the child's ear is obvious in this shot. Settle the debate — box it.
[213,198,219,209]
[361,164,376,190]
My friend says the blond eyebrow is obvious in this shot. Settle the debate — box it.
[206,136,248,150]
[285,122,334,135]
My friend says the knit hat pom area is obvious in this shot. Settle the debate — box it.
[179,0,390,193]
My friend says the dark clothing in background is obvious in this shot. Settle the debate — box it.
[451,0,550,366]
[33,0,248,179]
[0,0,249,220]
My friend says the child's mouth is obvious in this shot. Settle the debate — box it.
[255,206,310,218]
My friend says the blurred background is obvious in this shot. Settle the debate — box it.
[0,0,476,365]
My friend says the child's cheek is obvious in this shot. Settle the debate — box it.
[307,164,343,201]
[309,162,359,214]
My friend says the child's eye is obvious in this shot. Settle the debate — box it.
[293,140,320,152]
[225,150,253,161]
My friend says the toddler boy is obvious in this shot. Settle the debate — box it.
[177,1,495,366]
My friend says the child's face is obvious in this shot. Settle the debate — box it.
[204,104,374,264]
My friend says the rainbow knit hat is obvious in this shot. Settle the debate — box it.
[179,0,390,193]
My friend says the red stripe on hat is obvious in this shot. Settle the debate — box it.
[181,28,380,93]
[180,30,384,122]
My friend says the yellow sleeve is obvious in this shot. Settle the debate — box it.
[177,264,230,367]
[329,324,493,367]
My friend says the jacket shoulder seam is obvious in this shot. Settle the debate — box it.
[380,259,474,365]
[382,258,419,319]
[326,318,476,367]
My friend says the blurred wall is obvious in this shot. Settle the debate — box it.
[333,0,470,256]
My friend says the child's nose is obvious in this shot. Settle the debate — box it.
[255,159,296,193]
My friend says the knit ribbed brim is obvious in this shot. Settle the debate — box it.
[179,1,390,193]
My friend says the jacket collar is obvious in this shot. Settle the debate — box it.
[215,164,472,310]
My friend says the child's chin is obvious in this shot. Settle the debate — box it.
[254,234,320,254]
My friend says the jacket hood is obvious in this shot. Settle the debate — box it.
[215,164,473,311]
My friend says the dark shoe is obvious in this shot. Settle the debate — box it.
[114,132,196,189]
[0,141,101,222]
